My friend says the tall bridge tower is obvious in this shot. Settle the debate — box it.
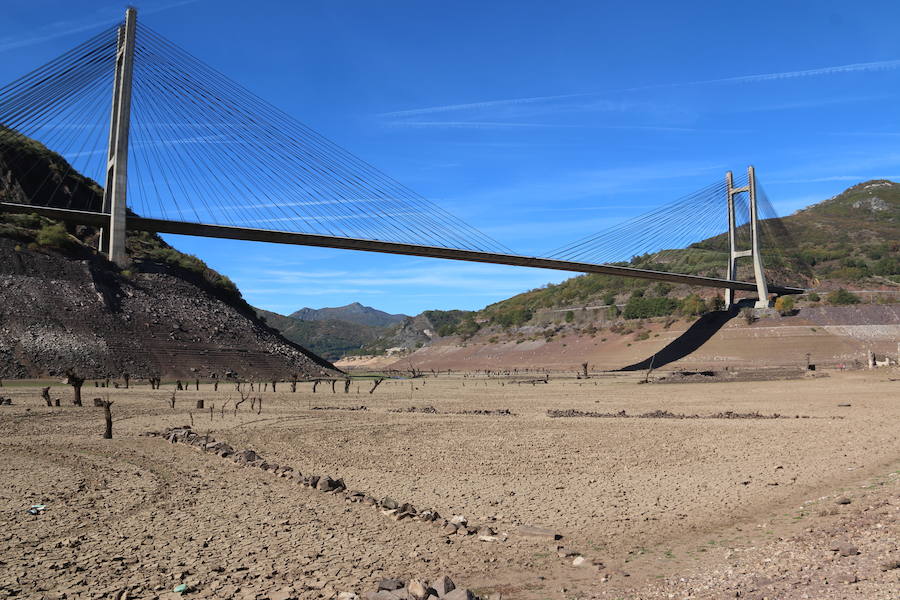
[725,166,770,309]
[99,7,137,267]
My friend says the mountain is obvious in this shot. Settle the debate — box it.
[289,302,407,328]
[0,129,338,380]
[259,306,474,361]
[255,309,382,361]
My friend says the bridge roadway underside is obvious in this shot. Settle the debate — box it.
[1,203,804,296]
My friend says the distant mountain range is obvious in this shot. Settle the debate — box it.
[289,302,407,328]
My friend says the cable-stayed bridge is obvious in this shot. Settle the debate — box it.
[0,9,804,305]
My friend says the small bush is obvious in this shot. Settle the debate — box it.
[807,292,820,302]
[564,310,575,323]
[826,288,861,305]
[680,294,708,317]
[36,222,76,251]
[774,296,796,315]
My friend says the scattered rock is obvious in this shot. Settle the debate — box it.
[378,579,405,592]
[432,576,455,597]
[407,579,429,600]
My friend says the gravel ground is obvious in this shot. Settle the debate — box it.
[0,369,897,599]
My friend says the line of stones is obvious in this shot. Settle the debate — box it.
[146,426,505,543]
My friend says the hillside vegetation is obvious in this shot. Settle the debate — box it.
[476,180,900,329]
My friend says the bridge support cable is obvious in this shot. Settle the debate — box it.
[0,26,118,212]
[547,170,803,300]
[124,22,513,254]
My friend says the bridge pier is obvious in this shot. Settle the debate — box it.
[725,166,771,309]
[99,7,137,267]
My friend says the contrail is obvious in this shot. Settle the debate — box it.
[382,58,900,118]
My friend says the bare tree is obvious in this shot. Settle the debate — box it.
[65,370,84,406]
[344,378,351,394]
[312,379,320,393]
[331,379,337,393]
[369,378,384,394]
[234,384,250,416]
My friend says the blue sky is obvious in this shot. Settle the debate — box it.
[2,0,900,315]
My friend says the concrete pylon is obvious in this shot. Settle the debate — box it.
[724,166,771,309]
[99,7,137,267]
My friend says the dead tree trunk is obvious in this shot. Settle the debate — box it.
[123,373,130,389]
[102,400,113,439]
[256,397,262,415]
[291,374,298,392]
[344,378,351,394]
[213,380,218,392]
[65,370,84,406]
[41,386,52,407]
[331,380,337,393]
[271,380,276,393]
[195,379,199,391]
[312,380,320,393]
[369,378,384,394]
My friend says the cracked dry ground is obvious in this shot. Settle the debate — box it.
[0,370,898,599]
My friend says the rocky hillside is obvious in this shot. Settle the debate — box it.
[0,131,338,380]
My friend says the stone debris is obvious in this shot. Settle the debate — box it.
[150,426,507,548]
[364,576,481,600]
[547,409,827,420]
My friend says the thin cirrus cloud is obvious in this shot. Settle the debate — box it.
[380,57,900,125]
[0,0,204,53]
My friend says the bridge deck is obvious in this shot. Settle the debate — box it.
[1,202,804,295]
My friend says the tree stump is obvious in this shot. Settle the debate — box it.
[102,400,113,439]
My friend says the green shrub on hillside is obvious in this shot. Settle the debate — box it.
[826,288,860,305]
[35,222,77,251]
[774,296,795,315]
[623,295,678,319]
[679,294,708,317]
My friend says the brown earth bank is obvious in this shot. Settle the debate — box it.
[0,237,337,380]
[0,369,897,599]
[345,305,900,373]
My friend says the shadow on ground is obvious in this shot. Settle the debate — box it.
[617,308,738,371]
